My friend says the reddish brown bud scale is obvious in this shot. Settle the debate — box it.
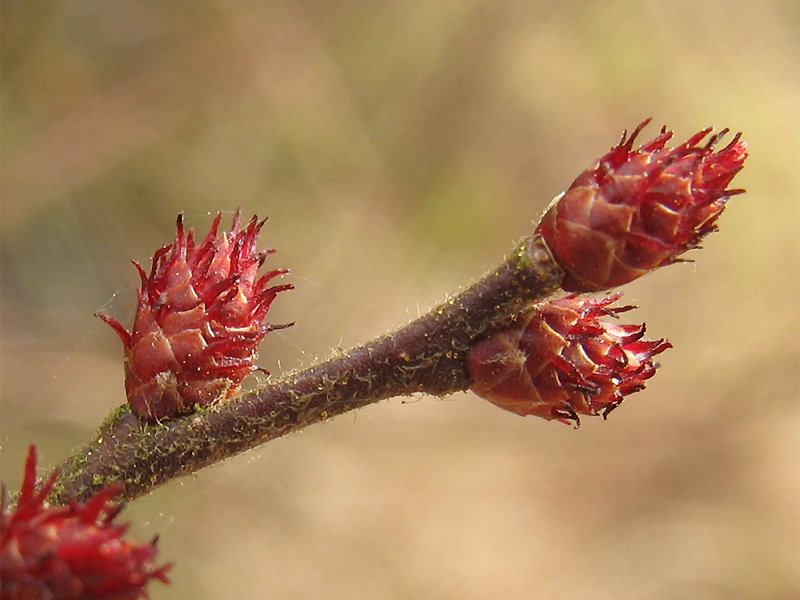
[97,209,293,422]
[468,295,671,426]
[536,120,748,292]
[1,446,170,599]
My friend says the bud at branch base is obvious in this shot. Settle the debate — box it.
[97,210,293,422]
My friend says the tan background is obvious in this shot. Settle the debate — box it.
[2,1,798,598]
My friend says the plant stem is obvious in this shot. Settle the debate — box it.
[50,234,563,504]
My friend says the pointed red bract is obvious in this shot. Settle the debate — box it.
[1,446,170,599]
[468,295,671,426]
[536,120,748,292]
[97,209,293,421]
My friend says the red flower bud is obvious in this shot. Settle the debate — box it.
[1,446,170,599]
[467,295,671,426]
[536,120,748,292]
[97,210,293,422]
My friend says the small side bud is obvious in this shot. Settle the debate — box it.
[468,295,671,426]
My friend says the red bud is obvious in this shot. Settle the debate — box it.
[537,121,747,292]
[468,295,671,426]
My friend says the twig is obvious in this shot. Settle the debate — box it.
[50,234,563,503]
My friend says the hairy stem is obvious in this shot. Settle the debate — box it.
[50,234,563,503]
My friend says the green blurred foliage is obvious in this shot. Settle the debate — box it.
[1,1,798,599]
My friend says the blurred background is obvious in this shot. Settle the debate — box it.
[1,1,798,598]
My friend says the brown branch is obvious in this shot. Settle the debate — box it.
[50,234,563,504]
